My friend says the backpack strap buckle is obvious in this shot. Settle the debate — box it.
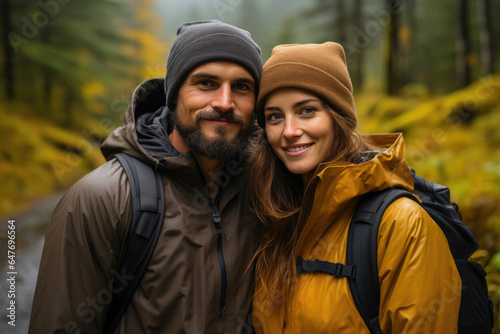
[296,256,355,278]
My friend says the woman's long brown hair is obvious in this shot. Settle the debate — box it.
[249,101,374,303]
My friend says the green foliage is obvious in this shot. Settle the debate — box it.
[3,0,139,128]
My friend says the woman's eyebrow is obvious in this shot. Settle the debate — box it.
[263,106,281,112]
[264,99,321,112]
[293,99,321,108]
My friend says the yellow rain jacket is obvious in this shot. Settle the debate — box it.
[253,133,461,334]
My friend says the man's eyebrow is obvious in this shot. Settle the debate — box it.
[235,77,255,85]
[189,73,254,84]
[190,72,218,80]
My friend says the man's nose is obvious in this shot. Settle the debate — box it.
[211,83,235,112]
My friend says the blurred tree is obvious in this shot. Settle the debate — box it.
[271,14,297,46]
[477,0,494,75]
[124,0,169,82]
[231,0,269,58]
[262,13,298,61]
[351,0,365,90]
[411,0,457,93]
[301,0,348,44]
[336,0,348,45]
[40,25,55,117]
[5,0,137,127]
[456,0,472,88]
[1,0,14,101]
[300,0,370,89]
[386,0,402,95]
[399,0,415,89]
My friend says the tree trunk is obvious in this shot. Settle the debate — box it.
[477,0,494,75]
[336,0,347,45]
[41,27,53,116]
[386,0,401,95]
[352,0,364,90]
[1,0,15,101]
[399,0,415,88]
[63,86,75,128]
[456,0,472,87]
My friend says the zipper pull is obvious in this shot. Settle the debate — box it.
[211,205,221,225]
[218,306,226,318]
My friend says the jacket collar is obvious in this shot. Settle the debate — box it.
[295,133,414,255]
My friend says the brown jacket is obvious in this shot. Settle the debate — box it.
[253,134,461,333]
[29,79,257,333]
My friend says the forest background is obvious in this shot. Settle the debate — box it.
[1,0,500,330]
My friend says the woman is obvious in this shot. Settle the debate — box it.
[249,42,461,333]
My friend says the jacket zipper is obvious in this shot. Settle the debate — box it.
[211,202,227,318]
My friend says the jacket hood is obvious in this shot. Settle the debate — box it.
[101,78,180,166]
[296,133,414,254]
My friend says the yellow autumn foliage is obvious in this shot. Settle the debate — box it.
[122,0,170,81]
[356,75,500,227]
[0,103,105,216]
[123,28,169,80]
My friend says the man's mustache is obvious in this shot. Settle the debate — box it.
[196,109,245,126]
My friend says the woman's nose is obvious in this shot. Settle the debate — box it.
[283,117,302,139]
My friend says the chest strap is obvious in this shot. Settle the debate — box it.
[296,256,356,278]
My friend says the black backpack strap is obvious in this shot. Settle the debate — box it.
[346,188,418,334]
[103,153,165,333]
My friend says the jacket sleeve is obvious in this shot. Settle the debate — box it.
[28,159,132,334]
[377,197,461,334]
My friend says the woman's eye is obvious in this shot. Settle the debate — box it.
[300,107,316,115]
[267,113,283,121]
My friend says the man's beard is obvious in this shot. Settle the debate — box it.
[171,108,252,161]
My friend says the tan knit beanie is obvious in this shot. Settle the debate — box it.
[257,42,356,128]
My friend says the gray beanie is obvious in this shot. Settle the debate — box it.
[165,20,262,110]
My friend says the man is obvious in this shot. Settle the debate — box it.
[29,20,262,333]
